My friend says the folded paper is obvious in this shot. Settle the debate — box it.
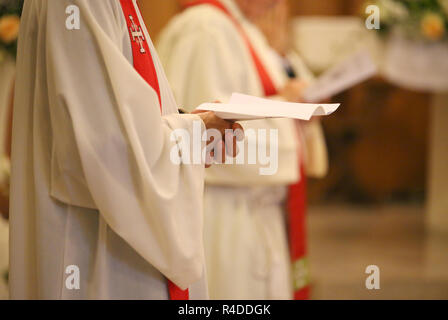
[197,93,340,121]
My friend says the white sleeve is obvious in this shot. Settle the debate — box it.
[301,119,329,178]
[45,0,205,289]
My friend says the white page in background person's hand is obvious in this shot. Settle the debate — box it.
[303,50,377,103]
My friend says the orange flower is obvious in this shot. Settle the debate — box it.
[0,15,20,44]
[421,13,445,41]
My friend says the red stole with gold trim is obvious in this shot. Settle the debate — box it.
[119,0,189,301]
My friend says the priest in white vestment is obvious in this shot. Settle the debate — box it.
[158,0,328,300]
[9,0,240,300]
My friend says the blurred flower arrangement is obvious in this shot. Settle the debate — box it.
[0,0,24,63]
[366,0,448,42]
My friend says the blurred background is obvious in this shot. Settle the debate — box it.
[1,0,447,299]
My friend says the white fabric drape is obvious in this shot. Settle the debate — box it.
[10,0,207,299]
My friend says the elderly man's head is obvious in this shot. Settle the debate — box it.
[235,0,284,20]
[177,0,284,20]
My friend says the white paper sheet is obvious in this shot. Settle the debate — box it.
[303,50,377,103]
[197,93,340,121]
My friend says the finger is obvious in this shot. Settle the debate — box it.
[231,137,239,158]
[205,135,213,146]
[224,131,238,158]
[224,131,234,158]
[220,141,227,163]
[232,123,245,141]
[218,120,234,137]
[213,141,226,164]
[191,109,208,114]
[206,150,214,167]
[232,135,239,157]
[233,141,239,158]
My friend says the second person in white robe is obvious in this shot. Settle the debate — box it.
[158,0,307,300]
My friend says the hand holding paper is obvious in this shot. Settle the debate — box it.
[197,93,340,121]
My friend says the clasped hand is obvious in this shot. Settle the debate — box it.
[192,110,244,168]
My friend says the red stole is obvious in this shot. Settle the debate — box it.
[119,0,189,301]
[184,0,310,300]
[183,0,276,96]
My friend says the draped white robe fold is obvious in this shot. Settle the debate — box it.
[10,0,208,299]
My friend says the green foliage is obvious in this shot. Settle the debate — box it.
[367,0,448,41]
